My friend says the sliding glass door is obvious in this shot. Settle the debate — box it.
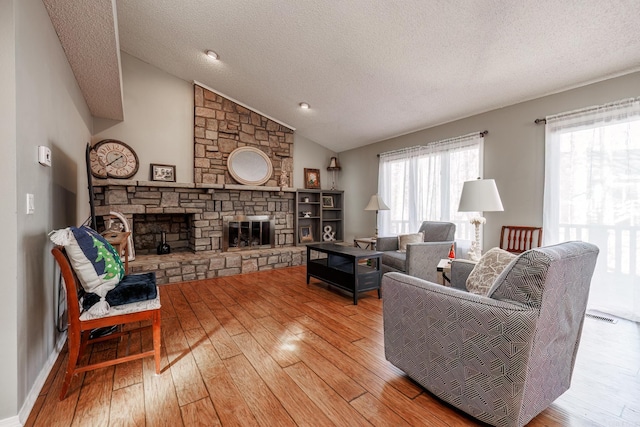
[544,98,640,321]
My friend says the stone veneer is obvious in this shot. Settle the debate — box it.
[93,180,305,284]
[194,84,295,186]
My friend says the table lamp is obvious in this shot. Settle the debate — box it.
[458,178,503,261]
[364,194,390,239]
[327,157,341,190]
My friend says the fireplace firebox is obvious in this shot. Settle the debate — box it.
[223,215,275,252]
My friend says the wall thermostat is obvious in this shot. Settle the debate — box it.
[38,146,51,167]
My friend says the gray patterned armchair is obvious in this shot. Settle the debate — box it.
[377,221,456,283]
[382,241,599,427]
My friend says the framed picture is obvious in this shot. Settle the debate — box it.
[322,195,334,208]
[299,225,314,243]
[150,164,176,182]
[304,168,321,189]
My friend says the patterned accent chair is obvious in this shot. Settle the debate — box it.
[382,241,599,427]
[376,221,456,283]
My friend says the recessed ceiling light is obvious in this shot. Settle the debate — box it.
[206,50,219,60]
[299,102,310,109]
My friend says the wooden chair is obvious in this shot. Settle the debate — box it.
[499,226,543,254]
[52,246,162,400]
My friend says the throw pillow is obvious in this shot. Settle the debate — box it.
[49,226,125,299]
[397,232,424,253]
[82,272,157,310]
[466,247,517,296]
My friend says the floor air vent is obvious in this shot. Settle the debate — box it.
[585,310,618,324]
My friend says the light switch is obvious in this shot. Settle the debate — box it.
[26,193,34,214]
[38,146,52,167]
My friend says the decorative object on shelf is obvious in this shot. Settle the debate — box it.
[302,211,312,218]
[304,168,321,189]
[327,157,341,190]
[227,146,273,185]
[150,163,176,182]
[458,178,504,261]
[90,139,139,179]
[448,243,456,260]
[303,197,310,203]
[279,169,289,187]
[281,157,293,187]
[157,231,171,255]
[364,194,390,239]
[300,225,314,243]
[322,195,334,208]
[323,225,336,242]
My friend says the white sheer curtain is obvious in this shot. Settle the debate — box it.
[543,97,640,322]
[378,133,483,241]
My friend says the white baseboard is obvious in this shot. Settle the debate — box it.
[0,416,21,427]
[15,332,67,426]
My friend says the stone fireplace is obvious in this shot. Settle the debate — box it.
[93,183,296,254]
[89,83,306,283]
[92,182,305,283]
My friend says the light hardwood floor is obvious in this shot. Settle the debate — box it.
[26,266,640,426]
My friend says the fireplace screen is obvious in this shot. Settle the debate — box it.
[223,215,275,251]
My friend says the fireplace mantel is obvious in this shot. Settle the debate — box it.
[92,178,297,192]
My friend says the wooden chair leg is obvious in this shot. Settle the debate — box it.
[152,310,162,374]
[59,336,81,400]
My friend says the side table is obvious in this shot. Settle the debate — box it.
[354,237,376,250]
[436,258,452,286]
[102,231,131,273]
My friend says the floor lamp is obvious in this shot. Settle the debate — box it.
[458,178,504,261]
[364,194,390,239]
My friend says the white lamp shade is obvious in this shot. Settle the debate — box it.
[458,179,504,212]
[327,157,341,169]
[364,194,390,211]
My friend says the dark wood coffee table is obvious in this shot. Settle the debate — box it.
[306,243,382,305]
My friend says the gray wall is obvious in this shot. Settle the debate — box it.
[93,52,195,183]
[6,0,93,421]
[0,0,19,419]
[293,134,338,189]
[340,71,640,247]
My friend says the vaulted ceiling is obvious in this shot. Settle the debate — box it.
[45,0,640,152]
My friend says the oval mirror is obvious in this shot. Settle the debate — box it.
[227,147,273,185]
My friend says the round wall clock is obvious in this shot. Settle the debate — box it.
[90,139,139,179]
[89,147,107,179]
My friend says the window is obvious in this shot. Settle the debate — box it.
[378,133,483,240]
[544,97,640,321]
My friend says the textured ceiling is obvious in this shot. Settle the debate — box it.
[47,1,640,152]
[43,0,123,120]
